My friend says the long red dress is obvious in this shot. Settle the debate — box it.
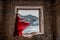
[16,16,30,36]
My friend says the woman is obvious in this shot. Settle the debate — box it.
[16,14,30,36]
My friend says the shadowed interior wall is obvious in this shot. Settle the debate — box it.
[53,0,60,40]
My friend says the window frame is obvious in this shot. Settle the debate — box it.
[15,6,44,37]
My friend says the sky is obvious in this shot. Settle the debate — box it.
[18,10,39,17]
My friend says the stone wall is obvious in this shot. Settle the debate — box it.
[53,0,60,40]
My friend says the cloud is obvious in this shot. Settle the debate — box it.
[18,10,39,17]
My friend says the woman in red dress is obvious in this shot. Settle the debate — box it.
[16,15,30,36]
